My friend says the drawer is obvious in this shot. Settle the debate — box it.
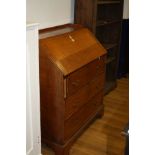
[66,56,105,97]
[64,92,103,140]
[65,74,104,120]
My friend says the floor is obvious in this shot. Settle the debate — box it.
[42,78,129,155]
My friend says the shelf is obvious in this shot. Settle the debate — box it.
[75,0,124,95]
[97,0,121,5]
[96,19,121,27]
[106,57,116,64]
[102,43,117,50]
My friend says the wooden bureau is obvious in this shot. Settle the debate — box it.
[39,25,107,155]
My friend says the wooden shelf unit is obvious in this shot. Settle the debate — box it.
[102,43,117,50]
[96,19,121,27]
[75,0,124,94]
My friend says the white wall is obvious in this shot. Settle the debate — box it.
[26,0,75,30]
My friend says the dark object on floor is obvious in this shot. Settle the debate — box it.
[121,123,129,155]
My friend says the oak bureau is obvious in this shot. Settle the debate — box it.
[39,25,107,155]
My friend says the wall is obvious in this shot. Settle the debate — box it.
[26,0,75,30]
[27,0,128,29]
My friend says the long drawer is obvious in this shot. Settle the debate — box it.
[65,56,105,97]
[65,74,104,120]
[64,92,103,141]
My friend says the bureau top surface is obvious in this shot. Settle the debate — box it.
[39,28,107,76]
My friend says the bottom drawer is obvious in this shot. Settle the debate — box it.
[64,92,103,140]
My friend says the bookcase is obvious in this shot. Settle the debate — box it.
[75,0,124,94]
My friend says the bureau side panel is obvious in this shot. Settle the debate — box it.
[39,43,65,145]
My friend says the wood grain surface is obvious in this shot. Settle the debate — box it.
[40,28,107,76]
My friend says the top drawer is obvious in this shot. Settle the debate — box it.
[65,55,106,97]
